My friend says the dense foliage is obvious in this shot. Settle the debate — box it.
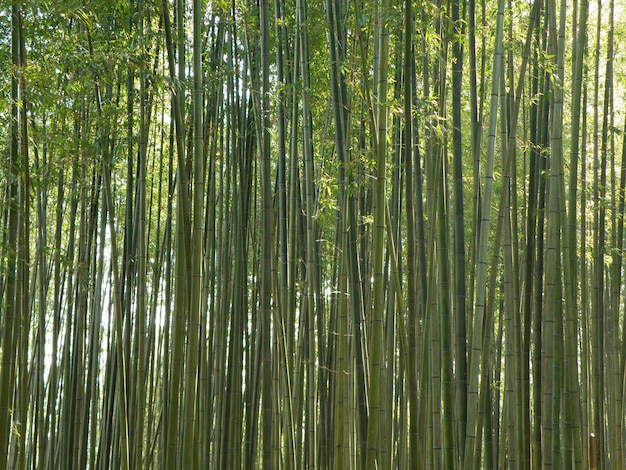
[1,0,625,468]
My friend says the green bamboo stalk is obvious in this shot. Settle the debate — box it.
[591,0,605,465]
[450,0,467,459]
[15,10,30,468]
[162,0,192,465]
[133,0,149,467]
[401,1,423,466]
[326,0,351,464]
[181,0,205,466]
[463,0,505,463]
[0,5,22,466]
[273,0,297,466]
[580,84,591,470]
[259,1,275,467]
[366,0,391,467]
[295,0,320,466]
[33,112,49,470]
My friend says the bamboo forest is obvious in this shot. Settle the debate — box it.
[5,0,626,467]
